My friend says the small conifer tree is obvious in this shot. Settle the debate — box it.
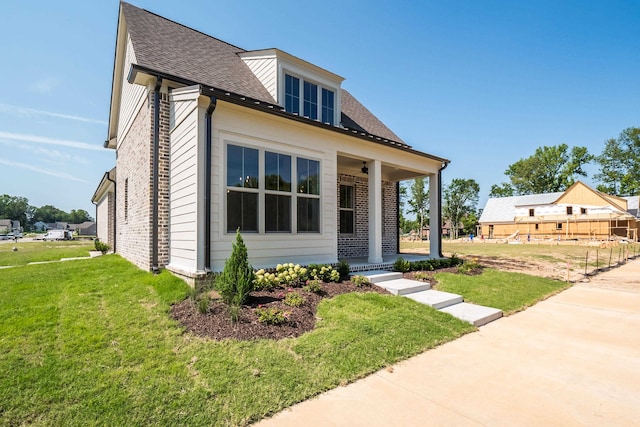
[215,229,254,320]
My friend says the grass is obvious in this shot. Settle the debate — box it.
[0,241,94,266]
[434,268,571,315]
[0,255,474,426]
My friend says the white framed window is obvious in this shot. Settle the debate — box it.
[225,143,320,234]
[284,73,335,125]
[339,184,354,234]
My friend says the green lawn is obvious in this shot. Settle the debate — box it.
[0,256,474,426]
[434,268,571,315]
[0,241,93,266]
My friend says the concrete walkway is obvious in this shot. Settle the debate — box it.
[256,260,640,426]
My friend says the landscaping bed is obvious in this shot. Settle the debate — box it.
[171,281,389,341]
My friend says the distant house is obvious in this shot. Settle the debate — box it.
[33,221,48,232]
[46,222,70,230]
[69,222,97,236]
[92,2,449,282]
[479,181,640,241]
[0,219,20,233]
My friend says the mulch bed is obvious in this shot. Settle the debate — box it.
[171,281,390,341]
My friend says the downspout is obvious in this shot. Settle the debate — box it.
[151,77,163,273]
[204,96,217,271]
[437,162,449,258]
[106,170,117,251]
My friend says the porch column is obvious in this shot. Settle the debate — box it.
[429,172,443,258]
[368,159,383,263]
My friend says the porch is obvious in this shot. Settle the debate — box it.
[345,252,434,273]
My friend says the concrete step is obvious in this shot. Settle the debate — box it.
[357,270,403,284]
[440,302,503,327]
[375,278,431,296]
[405,289,463,309]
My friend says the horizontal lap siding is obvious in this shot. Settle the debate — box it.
[169,97,199,271]
[117,36,147,144]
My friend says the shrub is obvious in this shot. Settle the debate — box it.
[197,295,210,314]
[413,271,430,281]
[303,279,322,294]
[94,239,110,254]
[283,291,306,307]
[255,306,289,325]
[336,259,350,280]
[457,258,482,275]
[307,264,340,282]
[351,275,370,287]
[393,256,410,273]
[253,269,279,290]
[215,230,254,321]
[275,263,308,286]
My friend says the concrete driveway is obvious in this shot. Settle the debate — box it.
[256,260,640,426]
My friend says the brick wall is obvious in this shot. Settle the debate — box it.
[107,191,115,248]
[157,93,171,267]
[337,174,397,259]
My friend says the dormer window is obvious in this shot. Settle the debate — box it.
[285,73,335,125]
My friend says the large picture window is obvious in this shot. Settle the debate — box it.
[339,184,354,234]
[226,144,320,233]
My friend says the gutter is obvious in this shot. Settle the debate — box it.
[128,64,450,165]
[204,96,217,271]
[151,77,162,273]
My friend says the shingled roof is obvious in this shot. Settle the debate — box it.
[120,2,406,145]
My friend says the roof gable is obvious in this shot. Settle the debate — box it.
[555,181,627,211]
[111,2,411,147]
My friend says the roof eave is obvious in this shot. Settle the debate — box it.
[128,64,450,165]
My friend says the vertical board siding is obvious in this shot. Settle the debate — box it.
[169,97,199,270]
[117,35,147,143]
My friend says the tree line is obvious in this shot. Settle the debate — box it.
[402,126,639,238]
[0,194,93,231]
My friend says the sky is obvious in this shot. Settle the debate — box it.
[1,0,638,216]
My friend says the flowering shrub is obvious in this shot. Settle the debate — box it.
[457,258,482,275]
[253,263,309,290]
[308,264,340,282]
[351,275,370,287]
[255,306,289,325]
[283,291,306,307]
[303,279,322,294]
[413,271,430,281]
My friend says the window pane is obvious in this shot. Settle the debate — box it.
[297,197,320,232]
[297,158,320,195]
[339,185,353,209]
[303,81,318,120]
[265,151,291,192]
[265,194,291,232]
[227,191,258,232]
[285,74,299,114]
[322,88,334,125]
[340,210,354,234]
[227,145,258,188]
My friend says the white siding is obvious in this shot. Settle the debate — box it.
[168,88,202,273]
[117,35,147,145]
[241,57,277,101]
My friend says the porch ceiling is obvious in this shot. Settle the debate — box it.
[337,154,431,182]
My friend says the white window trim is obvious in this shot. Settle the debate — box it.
[224,141,322,235]
[339,183,355,235]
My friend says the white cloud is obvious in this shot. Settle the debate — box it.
[0,103,107,125]
[0,131,103,151]
[0,158,88,183]
[29,77,60,94]
[0,139,90,165]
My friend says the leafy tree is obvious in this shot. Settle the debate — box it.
[32,205,70,224]
[461,211,479,235]
[504,144,593,195]
[68,209,94,224]
[407,177,429,232]
[489,183,515,198]
[595,127,640,196]
[443,179,480,240]
[0,195,30,226]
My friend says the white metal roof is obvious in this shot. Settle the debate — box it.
[479,193,563,223]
